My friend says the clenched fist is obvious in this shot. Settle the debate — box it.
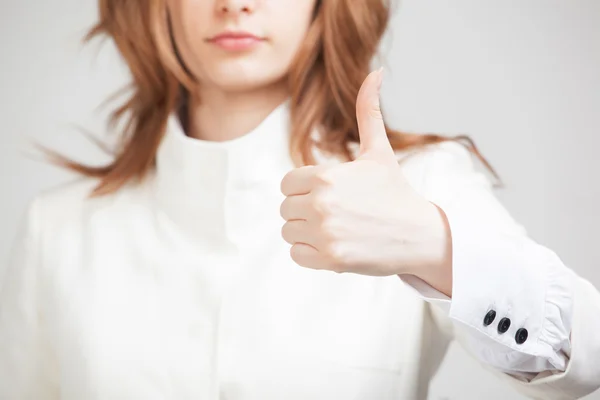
[279,69,452,281]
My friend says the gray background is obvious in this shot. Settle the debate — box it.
[1,1,599,399]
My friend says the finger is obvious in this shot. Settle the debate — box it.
[356,68,395,160]
[280,165,318,196]
[281,220,317,247]
[280,194,313,221]
[289,243,325,269]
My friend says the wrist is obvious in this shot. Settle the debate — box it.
[404,201,453,297]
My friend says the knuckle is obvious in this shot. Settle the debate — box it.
[367,105,383,120]
[279,199,287,220]
[310,194,330,216]
[279,197,295,221]
[290,244,309,267]
[289,244,301,264]
[328,258,345,274]
[281,222,290,242]
[324,241,345,267]
[314,168,334,186]
[311,190,337,218]
[318,217,337,241]
[280,175,290,195]
[280,169,296,195]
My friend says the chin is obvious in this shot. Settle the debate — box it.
[204,62,287,93]
[212,77,270,92]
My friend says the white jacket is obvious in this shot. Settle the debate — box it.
[1,101,599,400]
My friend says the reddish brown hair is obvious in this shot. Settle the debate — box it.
[48,0,497,196]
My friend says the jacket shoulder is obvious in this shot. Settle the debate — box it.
[396,140,481,193]
[29,176,150,237]
[29,178,106,223]
[34,177,101,209]
[397,140,476,173]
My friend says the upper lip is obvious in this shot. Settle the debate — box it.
[207,31,264,41]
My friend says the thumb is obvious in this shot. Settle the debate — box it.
[356,68,395,161]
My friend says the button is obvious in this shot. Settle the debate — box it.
[497,317,511,333]
[515,328,528,344]
[483,310,496,326]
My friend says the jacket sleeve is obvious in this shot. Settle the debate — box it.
[399,142,600,399]
[0,198,58,399]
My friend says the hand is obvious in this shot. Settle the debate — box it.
[279,69,452,279]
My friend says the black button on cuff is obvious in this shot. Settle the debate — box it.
[515,328,529,345]
[483,310,496,326]
[497,317,511,334]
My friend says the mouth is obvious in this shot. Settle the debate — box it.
[206,31,266,51]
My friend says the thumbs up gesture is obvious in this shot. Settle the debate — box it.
[280,69,451,278]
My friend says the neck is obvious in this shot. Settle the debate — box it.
[186,79,289,142]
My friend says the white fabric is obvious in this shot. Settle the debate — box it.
[1,101,600,400]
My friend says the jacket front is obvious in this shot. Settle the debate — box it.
[1,102,599,400]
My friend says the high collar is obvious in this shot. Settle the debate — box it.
[153,100,295,249]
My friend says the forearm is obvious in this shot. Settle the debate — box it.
[398,202,453,298]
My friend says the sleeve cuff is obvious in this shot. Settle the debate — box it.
[399,274,451,314]
[401,205,575,374]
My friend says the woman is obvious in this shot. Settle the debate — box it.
[1,0,599,399]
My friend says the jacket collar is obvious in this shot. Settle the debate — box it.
[152,100,294,246]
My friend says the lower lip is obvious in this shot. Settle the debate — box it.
[210,37,263,51]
